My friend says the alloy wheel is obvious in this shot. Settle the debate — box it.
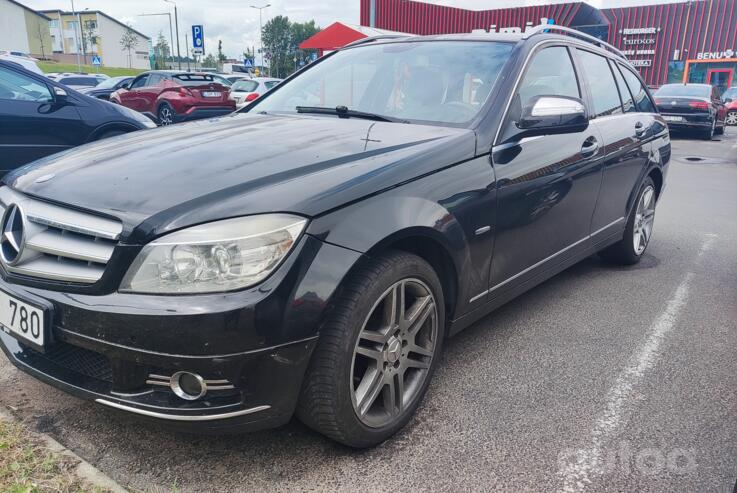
[159,106,173,126]
[350,278,438,428]
[726,112,737,126]
[633,185,656,256]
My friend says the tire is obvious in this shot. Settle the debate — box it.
[599,177,656,266]
[726,111,737,126]
[701,118,716,140]
[157,103,175,126]
[297,251,445,448]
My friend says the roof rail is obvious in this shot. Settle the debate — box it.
[344,34,410,48]
[522,25,627,60]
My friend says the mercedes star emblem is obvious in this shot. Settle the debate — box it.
[0,204,25,265]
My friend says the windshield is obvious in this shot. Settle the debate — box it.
[60,77,98,87]
[95,76,128,89]
[233,80,259,92]
[654,84,710,98]
[250,40,513,125]
[723,87,737,99]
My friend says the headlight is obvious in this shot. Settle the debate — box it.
[120,214,307,294]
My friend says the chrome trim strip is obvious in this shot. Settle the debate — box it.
[95,399,271,421]
[469,290,488,303]
[474,226,492,236]
[590,217,625,237]
[468,217,625,303]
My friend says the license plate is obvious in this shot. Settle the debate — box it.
[663,115,684,122]
[202,91,221,98]
[0,289,45,348]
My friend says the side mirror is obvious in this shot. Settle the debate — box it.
[121,81,132,90]
[53,86,68,104]
[518,95,588,137]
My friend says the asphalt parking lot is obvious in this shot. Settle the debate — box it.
[1,128,736,493]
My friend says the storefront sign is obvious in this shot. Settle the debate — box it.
[695,49,736,60]
[619,27,660,35]
[630,60,653,67]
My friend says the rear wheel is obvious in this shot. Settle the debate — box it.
[701,118,716,140]
[157,103,175,126]
[599,177,656,265]
[726,111,737,126]
[297,251,445,448]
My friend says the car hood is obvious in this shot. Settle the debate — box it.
[5,113,476,242]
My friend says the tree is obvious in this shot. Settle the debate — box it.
[290,20,320,72]
[202,53,217,68]
[262,17,320,77]
[82,20,98,58]
[32,19,47,60]
[262,15,292,78]
[120,24,137,68]
[217,40,227,63]
[154,31,170,69]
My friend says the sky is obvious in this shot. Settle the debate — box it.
[22,0,680,59]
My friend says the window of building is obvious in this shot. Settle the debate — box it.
[575,49,622,118]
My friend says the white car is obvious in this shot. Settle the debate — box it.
[0,54,42,74]
[231,77,282,107]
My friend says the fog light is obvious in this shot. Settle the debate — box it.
[171,371,207,401]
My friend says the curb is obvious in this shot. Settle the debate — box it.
[0,406,128,493]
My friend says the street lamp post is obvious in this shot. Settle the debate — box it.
[138,12,174,68]
[251,4,270,76]
[70,0,81,72]
[164,0,182,69]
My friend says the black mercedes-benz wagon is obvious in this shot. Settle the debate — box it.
[0,26,669,448]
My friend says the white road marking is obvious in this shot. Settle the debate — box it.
[558,234,717,492]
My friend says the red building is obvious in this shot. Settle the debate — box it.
[359,0,737,91]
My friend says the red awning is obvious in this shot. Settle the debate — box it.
[299,22,368,52]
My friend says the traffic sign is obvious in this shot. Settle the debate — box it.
[192,25,204,55]
[91,55,101,66]
[244,59,253,68]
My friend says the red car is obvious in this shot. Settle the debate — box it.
[723,87,737,125]
[111,71,235,125]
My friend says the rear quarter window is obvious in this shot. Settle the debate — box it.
[619,65,656,113]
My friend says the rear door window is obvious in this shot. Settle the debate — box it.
[618,65,656,113]
[575,49,622,118]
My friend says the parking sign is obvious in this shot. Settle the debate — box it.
[192,25,204,55]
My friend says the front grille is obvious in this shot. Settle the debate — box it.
[33,341,113,382]
[0,187,122,284]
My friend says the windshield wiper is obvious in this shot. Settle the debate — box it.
[296,105,408,123]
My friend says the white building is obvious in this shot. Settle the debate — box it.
[42,9,150,69]
[0,0,53,58]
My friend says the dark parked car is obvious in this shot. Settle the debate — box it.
[110,70,235,125]
[0,27,669,448]
[653,83,726,139]
[0,60,156,173]
[77,76,134,100]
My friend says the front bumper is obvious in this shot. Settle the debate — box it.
[0,235,362,432]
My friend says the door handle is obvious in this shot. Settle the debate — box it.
[635,122,646,136]
[581,136,599,157]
